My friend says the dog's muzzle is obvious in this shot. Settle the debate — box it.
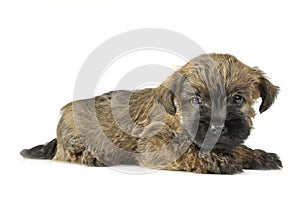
[209,123,225,135]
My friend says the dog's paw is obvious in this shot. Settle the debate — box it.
[229,146,282,170]
[252,150,282,170]
[217,161,243,175]
[201,153,243,174]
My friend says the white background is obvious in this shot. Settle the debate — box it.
[1,0,299,199]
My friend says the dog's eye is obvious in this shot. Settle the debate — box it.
[232,95,244,105]
[191,97,202,105]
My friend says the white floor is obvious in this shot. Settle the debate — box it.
[1,154,294,200]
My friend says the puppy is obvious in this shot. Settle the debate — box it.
[21,53,282,174]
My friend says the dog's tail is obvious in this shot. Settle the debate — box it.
[20,139,57,159]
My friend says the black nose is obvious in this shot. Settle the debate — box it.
[209,124,225,134]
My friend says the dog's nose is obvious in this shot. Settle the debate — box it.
[209,124,225,134]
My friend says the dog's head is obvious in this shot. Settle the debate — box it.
[156,53,279,151]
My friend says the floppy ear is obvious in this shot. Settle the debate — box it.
[254,68,279,113]
[155,71,185,115]
[156,85,176,115]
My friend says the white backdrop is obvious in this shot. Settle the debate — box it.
[1,0,299,199]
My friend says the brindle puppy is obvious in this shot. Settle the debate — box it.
[21,53,282,174]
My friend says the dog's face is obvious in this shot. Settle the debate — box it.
[157,54,279,151]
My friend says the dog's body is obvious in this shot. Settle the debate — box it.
[21,53,282,174]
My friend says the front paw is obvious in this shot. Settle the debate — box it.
[251,150,282,170]
[201,153,243,174]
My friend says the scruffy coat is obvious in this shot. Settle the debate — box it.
[21,53,282,174]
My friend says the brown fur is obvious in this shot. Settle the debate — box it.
[21,53,282,174]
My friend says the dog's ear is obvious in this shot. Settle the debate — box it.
[155,71,185,115]
[253,68,279,113]
[156,86,176,115]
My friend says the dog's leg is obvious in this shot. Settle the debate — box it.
[228,145,282,170]
[137,144,243,174]
[54,124,103,166]
[53,104,104,167]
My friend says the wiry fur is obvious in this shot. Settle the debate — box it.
[21,53,282,174]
